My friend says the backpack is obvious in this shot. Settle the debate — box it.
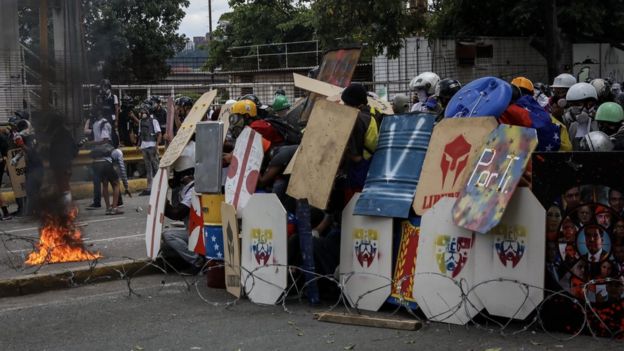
[264,117,303,145]
[90,143,114,159]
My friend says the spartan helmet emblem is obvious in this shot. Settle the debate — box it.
[440,135,471,188]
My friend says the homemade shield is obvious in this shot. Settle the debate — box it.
[473,188,545,320]
[224,127,264,213]
[413,117,498,216]
[388,217,421,306]
[204,225,224,260]
[241,194,288,305]
[340,193,393,312]
[444,76,512,118]
[221,202,241,298]
[533,152,624,337]
[144,168,169,259]
[195,121,223,193]
[414,197,483,325]
[286,100,358,210]
[452,124,538,233]
[354,113,435,218]
[6,148,26,198]
[188,194,205,255]
[160,90,217,168]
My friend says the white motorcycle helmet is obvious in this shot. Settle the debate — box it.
[409,72,440,95]
[566,82,598,102]
[552,73,577,88]
[580,131,614,151]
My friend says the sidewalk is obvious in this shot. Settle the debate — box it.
[0,194,164,298]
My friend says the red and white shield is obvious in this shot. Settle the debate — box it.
[188,194,205,255]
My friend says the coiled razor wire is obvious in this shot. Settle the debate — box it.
[2,230,623,341]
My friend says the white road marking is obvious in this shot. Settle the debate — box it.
[3,217,127,234]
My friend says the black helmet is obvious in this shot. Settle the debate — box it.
[175,96,193,107]
[436,79,461,100]
[275,88,286,96]
[239,94,262,107]
[149,95,162,104]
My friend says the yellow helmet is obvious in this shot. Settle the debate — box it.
[511,76,534,94]
[231,99,257,117]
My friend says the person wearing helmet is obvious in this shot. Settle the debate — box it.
[550,73,577,121]
[174,96,194,132]
[590,79,612,104]
[611,82,622,97]
[150,96,167,140]
[239,94,269,119]
[271,94,291,118]
[595,102,624,151]
[409,72,440,113]
[275,88,286,96]
[564,82,599,149]
[228,99,283,145]
[435,78,461,120]
[392,94,410,114]
[579,131,614,151]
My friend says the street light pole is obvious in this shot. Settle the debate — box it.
[208,0,212,40]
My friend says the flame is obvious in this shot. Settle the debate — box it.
[25,207,102,265]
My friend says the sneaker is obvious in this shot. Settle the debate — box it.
[106,207,124,215]
[86,203,102,210]
[117,203,124,208]
[105,207,113,215]
[0,215,12,221]
[138,190,151,196]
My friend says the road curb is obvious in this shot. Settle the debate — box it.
[1,178,148,204]
[0,258,161,298]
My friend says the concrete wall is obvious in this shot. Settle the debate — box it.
[573,43,624,83]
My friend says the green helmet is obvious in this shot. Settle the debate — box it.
[595,102,624,123]
[272,94,291,112]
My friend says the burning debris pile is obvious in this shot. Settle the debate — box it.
[25,204,101,266]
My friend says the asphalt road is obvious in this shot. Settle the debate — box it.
[0,274,621,351]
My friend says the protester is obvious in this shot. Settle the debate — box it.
[0,126,11,220]
[391,94,410,114]
[174,96,194,134]
[150,96,168,141]
[564,82,599,149]
[14,119,43,216]
[110,147,132,206]
[435,78,461,121]
[135,104,161,196]
[409,72,440,113]
[271,94,291,118]
[161,168,204,275]
[549,73,577,121]
[228,99,284,146]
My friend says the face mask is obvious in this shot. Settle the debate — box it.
[567,105,583,116]
[141,113,147,118]
[417,90,428,103]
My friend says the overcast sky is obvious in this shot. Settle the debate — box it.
[178,0,231,39]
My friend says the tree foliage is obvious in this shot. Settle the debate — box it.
[205,0,425,71]
[427,0,624,79]
[83,0,189,83]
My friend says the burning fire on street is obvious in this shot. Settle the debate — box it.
[25,206,102,265]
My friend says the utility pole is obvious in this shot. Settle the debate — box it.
[208,0,212,40]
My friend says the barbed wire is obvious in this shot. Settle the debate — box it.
[2,229,623,341]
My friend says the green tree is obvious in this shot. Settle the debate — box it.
[83,0,190,83]
[428,0,624,81]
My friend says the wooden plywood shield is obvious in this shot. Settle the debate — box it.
[221,202,241,298]
[452,124,538,233]
[241,194,288,305]
[188,194,205,255]
[413,197,484,325]
[145,168,169,259]
[159,90,217,168]
[218,102,233,142]
[224,127,264,213]
[340,193,393,312]
[474,187,545,320]
[6,148,26,198]
[413,117,498,216]
[287,100,358,210]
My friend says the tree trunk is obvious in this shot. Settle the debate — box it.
[543,0,563,83]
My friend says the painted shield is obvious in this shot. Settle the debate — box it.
[413,197,484,325]
[444,76,512,118]
[187,194,205,255]
[240,194,288,305]
[532,152,624,337]
[225,127,264,214]
[452,124,538,233]
[144,168,169,260]
[389,217,421,305]
[340,193,393,312]
[434,235,473,279]
[204,225,224,260]
[221,202,241,298]
[474,188,545,320]
[413,117,498,215]
[354,113,435,218]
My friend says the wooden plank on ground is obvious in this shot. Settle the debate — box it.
[286,100,358,210]
[313,312,422,331]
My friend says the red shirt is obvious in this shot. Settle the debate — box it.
[249,119,284,145]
